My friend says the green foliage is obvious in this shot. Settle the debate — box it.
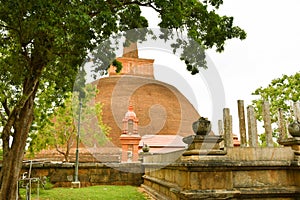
[41,177,54,190]
[28,85,111,161]
[81,102,111,147]
[0,0,246,134]
[74,85,111,148]
[156,0,246,51]
[112,60,123,73]
[19,185,148,200]
[252,72,300,123]
[28,93,76,160]
[252,72,300,143]
[258,133,267,147]
[258,132,280,147]
[18,177,53,196]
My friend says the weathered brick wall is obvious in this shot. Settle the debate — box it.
[96,76,200,147]
[19,162,143,187]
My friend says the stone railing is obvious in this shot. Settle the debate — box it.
[141,101,300,200]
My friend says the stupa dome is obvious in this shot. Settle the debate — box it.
[95,43,200,147]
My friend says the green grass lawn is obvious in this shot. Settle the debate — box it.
[19,185,150,200]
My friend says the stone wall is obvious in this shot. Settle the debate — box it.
[138,100,300,199]
[20,162,143,187]
[16,147,300,199]
[141,147,300,200]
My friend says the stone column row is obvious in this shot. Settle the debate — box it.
[220,100,300,148]
[220,100,278,148]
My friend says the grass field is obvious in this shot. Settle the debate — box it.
[19,185,150,200]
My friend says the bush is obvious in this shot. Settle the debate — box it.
[41,176,54,190]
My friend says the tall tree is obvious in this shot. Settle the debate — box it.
[252,72,300,142]
[0,0,246,198]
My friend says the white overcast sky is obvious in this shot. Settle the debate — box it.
[139,0,300,134]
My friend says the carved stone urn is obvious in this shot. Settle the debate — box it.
[192,117,211,135]
[288,121,300,137]
[142,143,150,152]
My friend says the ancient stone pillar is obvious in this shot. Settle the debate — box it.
[223,108,233,147]
[262,101,274,147]
[293,101,300,121]
[237,100,247,147]
[278,108,287,141]
[218,119,223,135]
[247,105,258,147]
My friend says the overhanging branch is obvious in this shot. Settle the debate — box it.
[88,0,161,17]
[127,1,162,13]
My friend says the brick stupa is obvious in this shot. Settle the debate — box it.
[95,42,201,149]
[33,42,201,163]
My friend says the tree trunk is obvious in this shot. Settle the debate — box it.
[55,146,69,163]
[0,85,36,199]
[64,153,69,163]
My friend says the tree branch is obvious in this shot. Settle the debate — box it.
[125,0,162,13]
[0,110,6,122]
[0,23,20,33]
[55,144,66,157]
[88,0,161,17]
[2,99,11,116]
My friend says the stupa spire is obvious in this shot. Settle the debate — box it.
[123,42,139,58]
[108,40,155,78]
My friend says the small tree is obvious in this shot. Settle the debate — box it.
[29,96,76,162]
[252,72,300,143]
[29,87,110,162]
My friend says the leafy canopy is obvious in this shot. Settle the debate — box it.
[0,0,246,129]
[252,72,300,145]
[252,72,300,124]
